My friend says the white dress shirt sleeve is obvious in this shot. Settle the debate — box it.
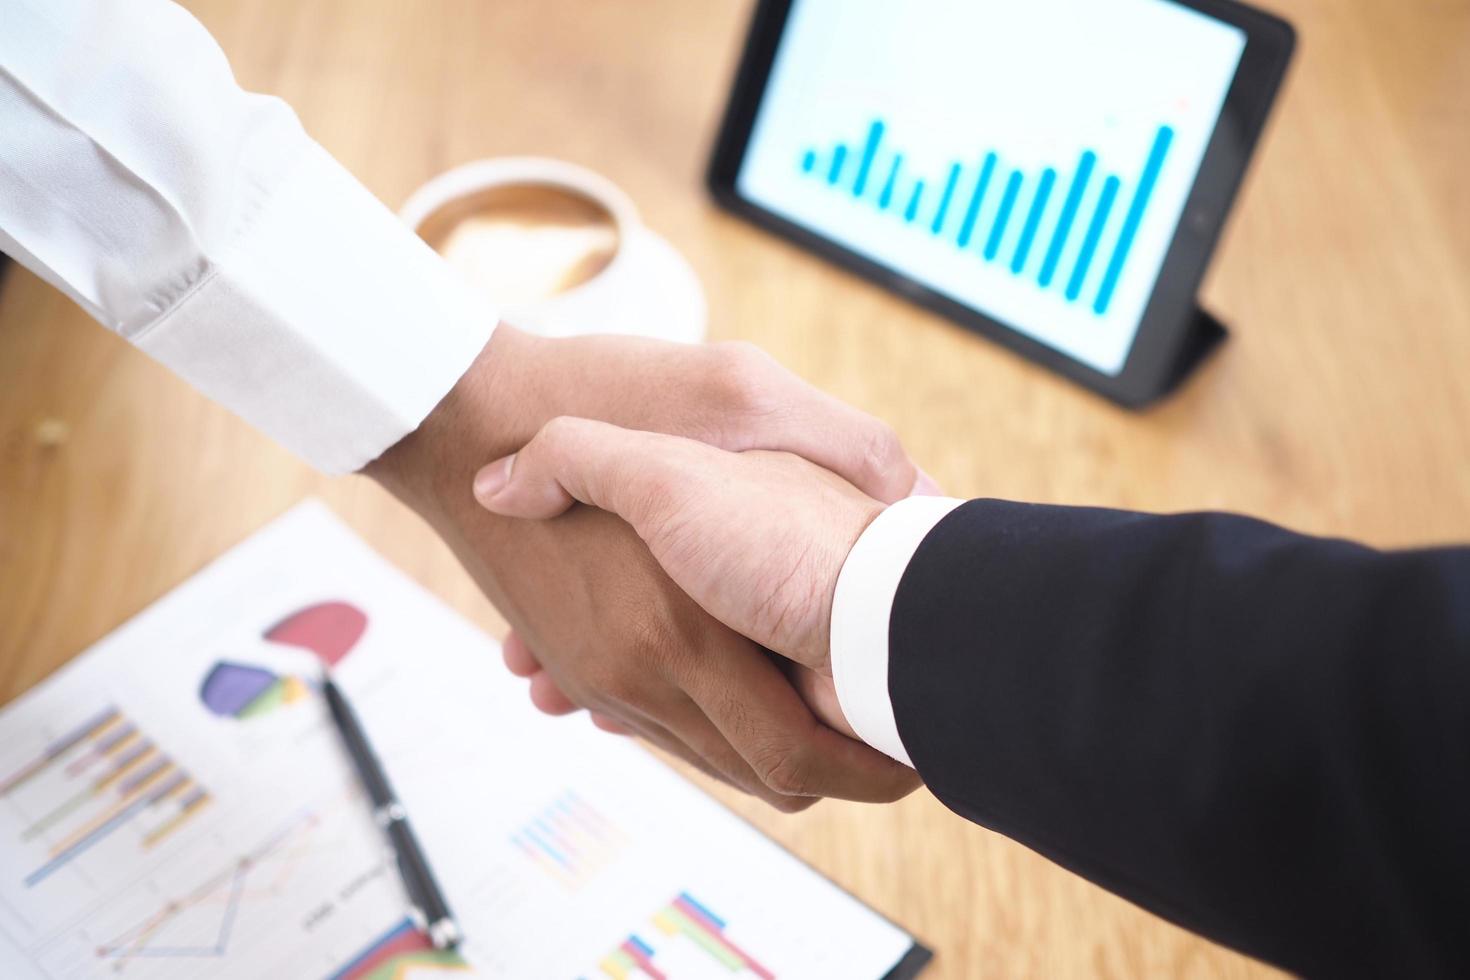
[830,495,966,768]
[0,0,495,474]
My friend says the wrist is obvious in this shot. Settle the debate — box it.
[365,322,544,518]
[828,495,965,767]
[810,497,888,671]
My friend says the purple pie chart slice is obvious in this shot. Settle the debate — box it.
[200,662,278,718]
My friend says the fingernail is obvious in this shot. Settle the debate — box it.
[473,454,515,503]
[911,467,943,497]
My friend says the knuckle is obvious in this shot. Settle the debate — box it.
[596,670,642,707]
[707,342,777,416]
[752,740,816,797]
[635,467,682,513]
[539,414,582,447]
[769,794,817,814]
[859,420,906,483]
[710,339,768,370]
[874,771,923,804]
[530,684,578,714]
[585,650,644,706]
[628,604,683,678]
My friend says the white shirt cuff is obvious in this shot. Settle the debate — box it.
[134,140,496,475]
[830,495,965,768]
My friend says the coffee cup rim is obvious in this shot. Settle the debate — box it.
[399,156,641,248]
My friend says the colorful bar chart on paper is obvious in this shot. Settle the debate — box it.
[599,892,776,979]
[800,118,1174,317]
[511,789,626,889]
[0,705,211,888]
[600,934,668,980]
[328,917,470,980]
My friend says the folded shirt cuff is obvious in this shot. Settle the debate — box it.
[134,140,496,475]
[830,495,965,768]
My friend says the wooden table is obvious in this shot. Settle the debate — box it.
[2,1,1467,975]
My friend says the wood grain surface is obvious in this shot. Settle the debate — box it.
[2,1,1467,976]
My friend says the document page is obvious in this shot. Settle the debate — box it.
[0,502,923,979]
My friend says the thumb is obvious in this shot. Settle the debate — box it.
[472,416,711,532]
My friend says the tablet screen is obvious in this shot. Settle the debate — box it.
[736,0,1247,375]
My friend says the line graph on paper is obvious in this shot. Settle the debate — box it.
[0,697,415,980]
[0,599,459,980]
[14,792,410,980]
[92,810,320,967]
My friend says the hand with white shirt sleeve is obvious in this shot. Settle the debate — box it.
[1,0,923,811]
[468,415,951,768]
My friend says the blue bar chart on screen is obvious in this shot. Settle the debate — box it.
[735,0,1248,376]
[798,120,1175,317]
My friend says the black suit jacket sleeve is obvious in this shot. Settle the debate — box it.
[888,500,1470,978]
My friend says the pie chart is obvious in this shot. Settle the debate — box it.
[199,600,369,720]
[199,662,310,720]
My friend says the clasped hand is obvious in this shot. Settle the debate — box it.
[475,420,886,721]
[476,419,918,805]
[367,325,923,811]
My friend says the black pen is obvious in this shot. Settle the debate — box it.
[323,675,463,950]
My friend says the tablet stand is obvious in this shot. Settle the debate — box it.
[1156,306,1229,399]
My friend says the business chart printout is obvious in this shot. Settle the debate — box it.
[0,502,917,979]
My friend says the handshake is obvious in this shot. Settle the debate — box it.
[367,324,929,811]
[270,324,1470,975]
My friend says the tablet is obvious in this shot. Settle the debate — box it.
[708,0,1295,405]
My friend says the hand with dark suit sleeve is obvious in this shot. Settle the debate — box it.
[472,417,1470,979]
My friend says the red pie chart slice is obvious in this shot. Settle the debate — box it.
[263,601,368,667]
